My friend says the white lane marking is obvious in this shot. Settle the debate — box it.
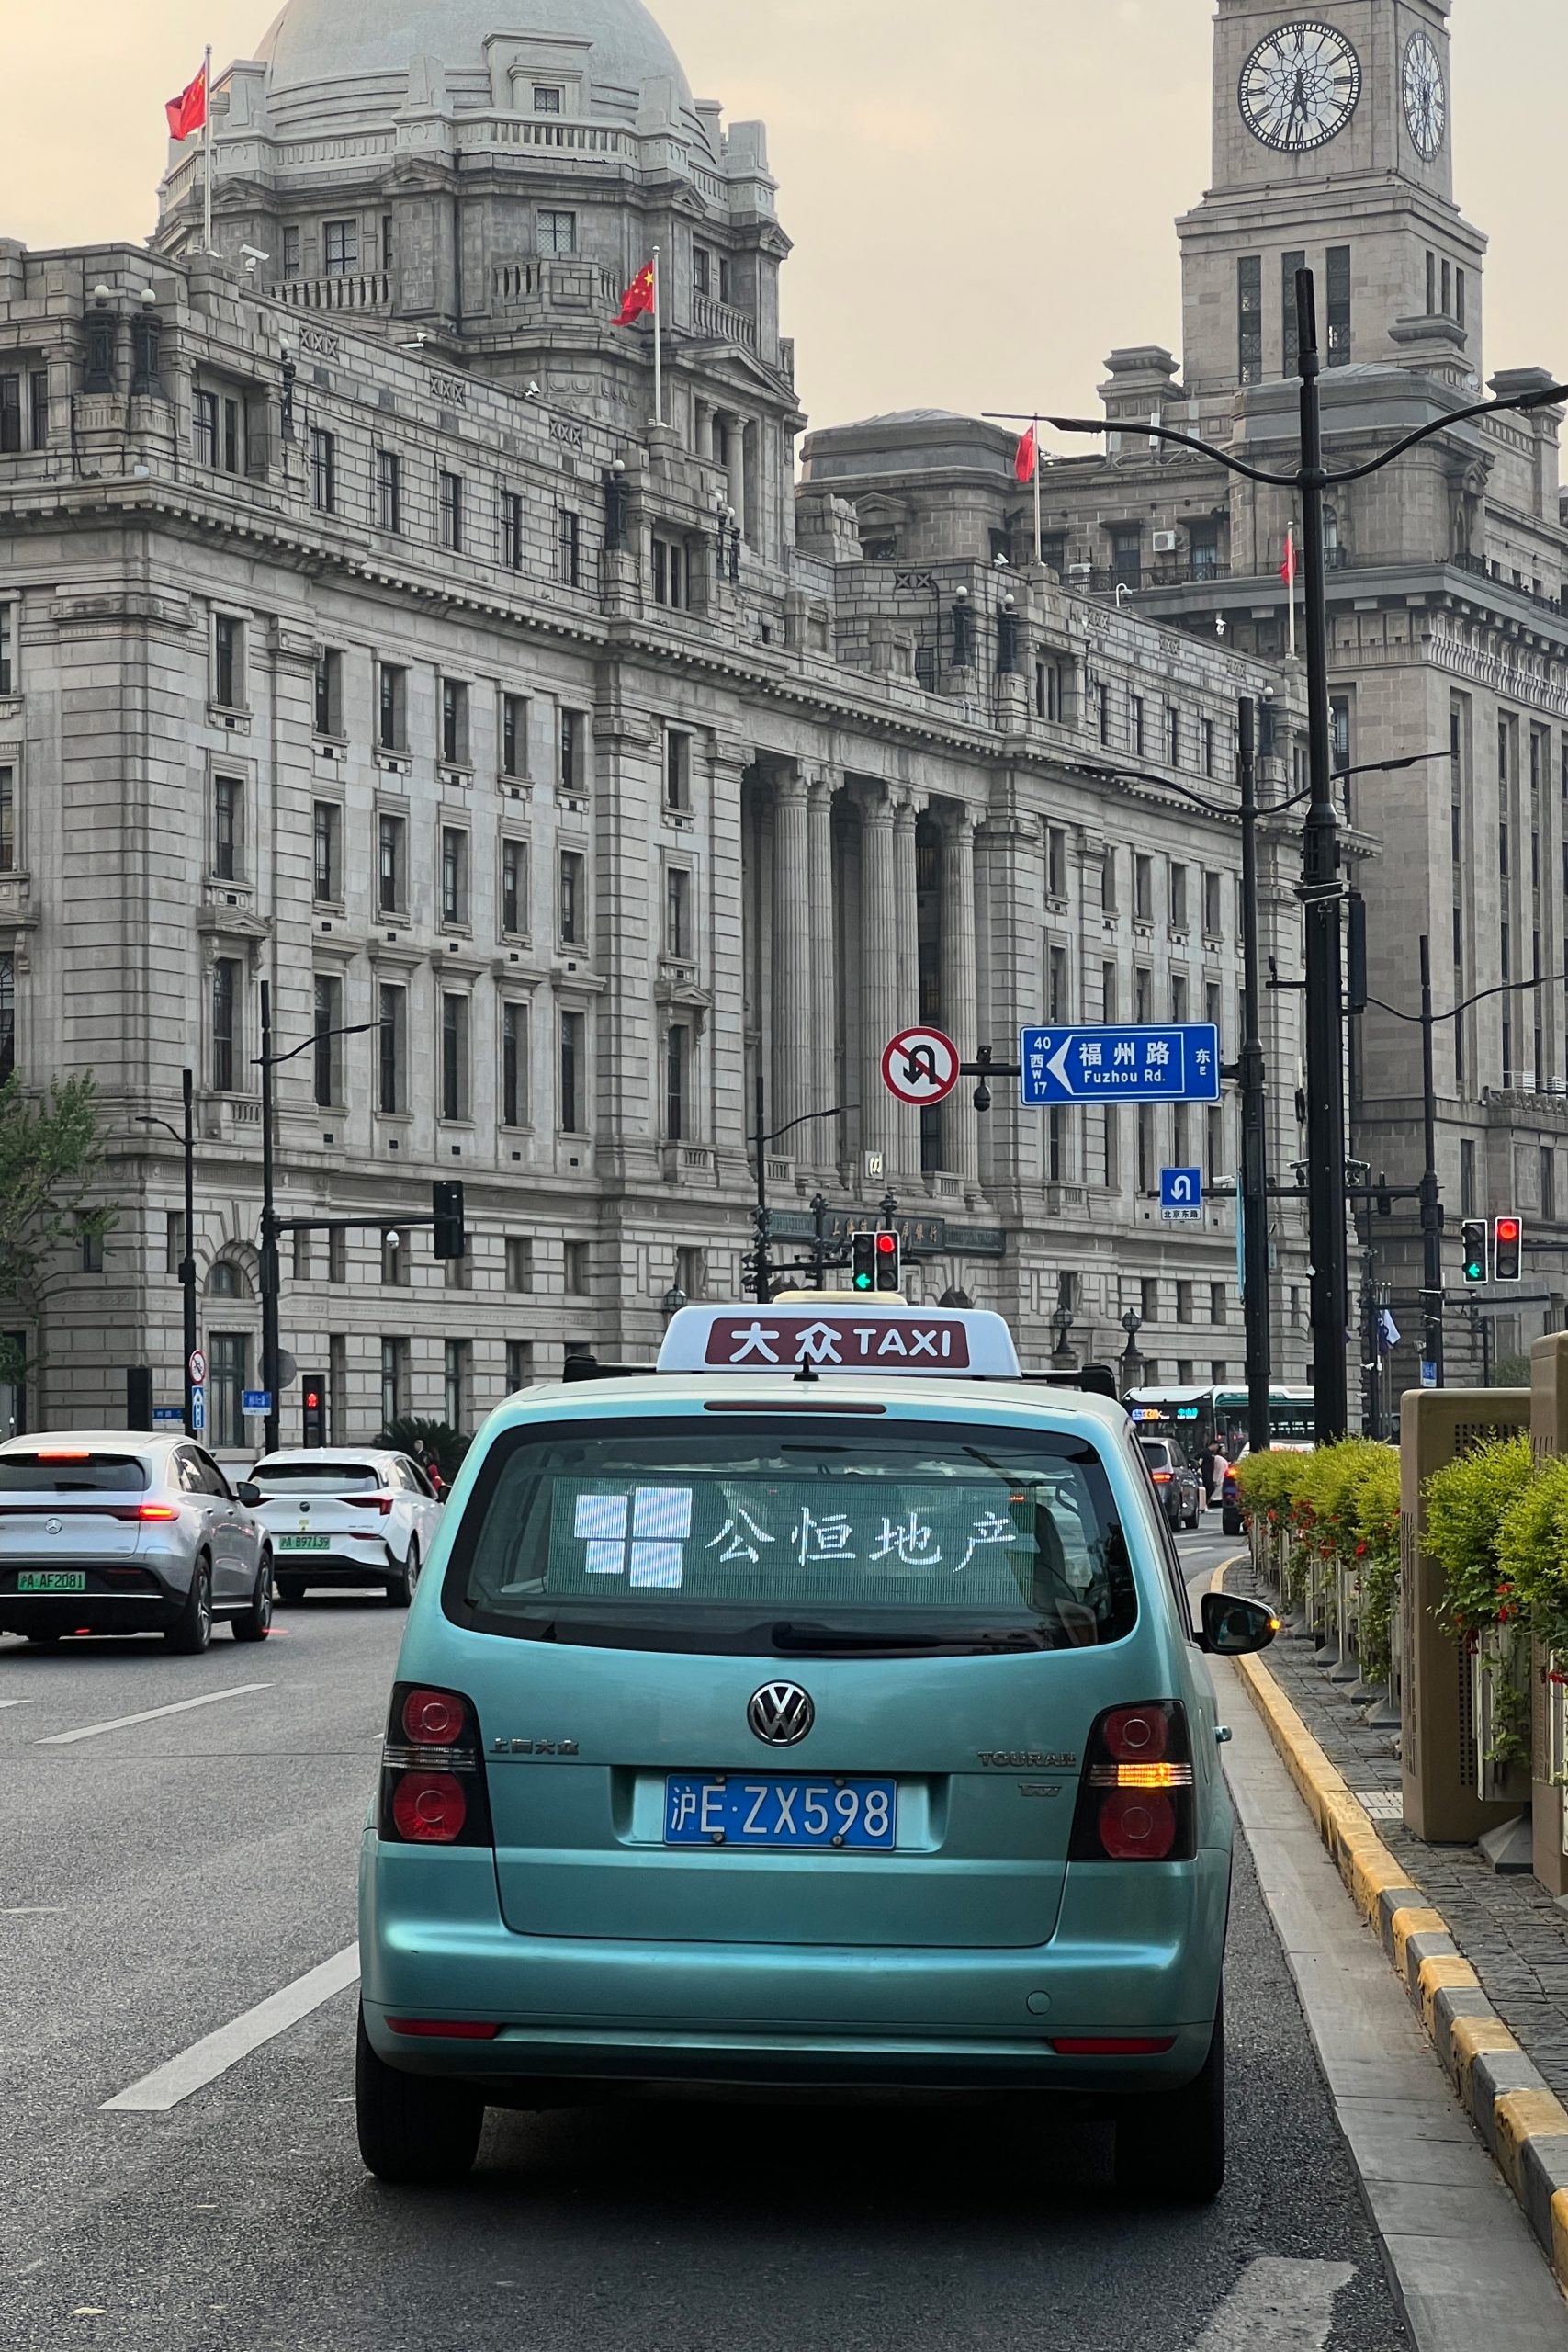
[0,1697,37,1709]
[101,1942,360,2112]
[38,1684,270,1747]
[1191,2260,1355,2351]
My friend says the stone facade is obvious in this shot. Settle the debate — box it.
[0,0,1300,1451]
[807,0,1568,1398]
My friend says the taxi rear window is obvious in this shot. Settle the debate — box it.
[443,1416,1136,1657]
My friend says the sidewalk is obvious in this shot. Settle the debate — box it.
[1225,1549,1568,2109]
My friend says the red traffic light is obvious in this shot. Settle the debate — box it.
[876,1233,897,1254]
[305,1388,321,1409]
[1497,1217,1521,1244]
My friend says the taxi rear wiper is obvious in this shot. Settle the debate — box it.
[771,1623,1055,1656]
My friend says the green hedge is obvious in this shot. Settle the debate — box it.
[1234,1441,1402,1679]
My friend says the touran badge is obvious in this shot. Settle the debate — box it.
[748,1681,815,1747]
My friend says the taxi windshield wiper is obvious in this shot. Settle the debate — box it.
[771,1622,1055,1656]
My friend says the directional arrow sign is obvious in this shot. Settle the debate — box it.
[1020,1024,1221,1106]
[882,1027,961,1108]
[1160,1167,1204,1223]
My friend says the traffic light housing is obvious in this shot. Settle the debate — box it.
[1461,1220,1489,1285]
[852,1228,901,1294]
[432,1180,467,1260]
[301,1374,328,1448]
[1495,1214,1524,1283]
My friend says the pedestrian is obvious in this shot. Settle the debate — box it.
[1206,1443,1230,1509]
[1200,1442,1217,1502]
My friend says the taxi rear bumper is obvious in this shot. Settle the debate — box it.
[359,1835,1229,2096]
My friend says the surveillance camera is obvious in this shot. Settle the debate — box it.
[386,1231,400,1250]
[525,381,543,399]
[240,244,270,264]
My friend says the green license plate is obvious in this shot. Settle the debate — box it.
[278,1535,330,1552]
[18,1571,86,1593]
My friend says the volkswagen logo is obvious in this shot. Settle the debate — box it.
[747,1681,815,1747]
[43,1517,63,1538]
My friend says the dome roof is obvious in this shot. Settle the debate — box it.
[256,0,694,129]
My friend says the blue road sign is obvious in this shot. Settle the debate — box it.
[190,1384,206,1433]
[1160,1168,1204,1222]
[1020,1024,1222,1106]
[152,1408,184,1425]
[242,1390,272,1416]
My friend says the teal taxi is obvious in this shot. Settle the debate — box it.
[355,1298,1276,2197]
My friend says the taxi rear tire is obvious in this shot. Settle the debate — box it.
[355,2010,484,2185]
[1113,1993,1224,2202]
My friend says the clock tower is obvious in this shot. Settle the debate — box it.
[1178,0,1486,400]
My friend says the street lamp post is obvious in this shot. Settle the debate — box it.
[1035,275,1568,1441]
[748,1070,854,1304]
[136,1067,197,1435]
[1418,936,1445,1385]
[1236,701,1273,1459]
[1121,1307,1144,1394]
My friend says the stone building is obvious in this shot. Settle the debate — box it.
[0,0,1297,1450]
[830,0,1568,1394]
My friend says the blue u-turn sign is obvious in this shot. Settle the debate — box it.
[1020,1025,1222,1105]
[1160,1169,1205,1222]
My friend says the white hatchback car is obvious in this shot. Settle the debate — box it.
[249,1450,443,1607]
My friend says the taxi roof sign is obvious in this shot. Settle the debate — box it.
[658,1303,1021,1380]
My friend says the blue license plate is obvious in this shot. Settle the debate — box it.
[664,1774,896,1849]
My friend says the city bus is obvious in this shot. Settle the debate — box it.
[1123,1385,1315,1459]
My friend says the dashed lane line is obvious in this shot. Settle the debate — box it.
[102,1943,360,2112]
[37,1684,271,1747]
[1190,2260,1355,2351]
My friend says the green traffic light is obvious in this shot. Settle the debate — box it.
[854,1273,874,1291]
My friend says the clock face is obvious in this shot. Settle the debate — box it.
[1404,31,1446,161]
[1239,21,1362,153]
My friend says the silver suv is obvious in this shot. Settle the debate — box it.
[0,1433,272,1653]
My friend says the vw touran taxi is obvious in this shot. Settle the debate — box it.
[356,1301,1275,2196]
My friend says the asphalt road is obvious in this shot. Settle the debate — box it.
[0,1534,1418,2352]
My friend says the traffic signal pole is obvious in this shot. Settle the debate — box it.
[259,981,282,1457]
[1237,700,1273,1458]
[1418,936,1445,1385]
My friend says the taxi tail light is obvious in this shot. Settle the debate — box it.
[378,1681,491,1849]
[1149,1470,1172,1484]
[1069,1702,1195,1865]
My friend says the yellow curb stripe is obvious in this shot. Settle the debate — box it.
[1213,1555,1568,2299]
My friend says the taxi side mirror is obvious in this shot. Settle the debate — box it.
[1199,1592,1279,1657]
[235,1481,262,1509]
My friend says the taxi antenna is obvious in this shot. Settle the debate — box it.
[795,1355,821,1384]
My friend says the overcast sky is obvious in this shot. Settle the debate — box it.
[1,2,1562,435]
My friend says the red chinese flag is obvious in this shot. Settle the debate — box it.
[165,64,209,141]
[1014,424,1037,485]
[1280,528,1297,585]
[615,263,656,328]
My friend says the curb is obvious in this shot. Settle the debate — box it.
[1217,1561,1568,2299]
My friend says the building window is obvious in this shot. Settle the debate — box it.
[1190,526,1221,584]
[1046,828,1067,900]
[312,801,341,905]
[213,615,242,710]
[210,1333,250,1452]
[1325,245,1352,368]
[560,709,583,793]
[79,1223,103,1275]
[501,837,527,935]
[533,84,563,112]
[1101,961,1118,1022]
[1134,854,1153,923]
[502,1001,527,1127]
[502,694,527,779]
[652,537,689,609]
[538,209,577,255]
[212,774,242,881]
[1203,870,1223,938]
[505,1238,534,1294]
[1047,945,1069,1024]
[1136,1106,1156,1195]
[1101,854,1117,917]
[193,389,218,468]
[1206,1105,1224,1184]
[1129,694,1145,757]
[560,850,586,944]
[666,1022,691,1140]
[378,664,406,752]
[440,992,469,1122]
[564,1240,591,1295]
[1140,1276,1159,1324]
[313,648,342,737]
[505,1340,534,1392]
[282,225,301,279]
[0,766,14,875]
[439,826,469,927]
[376,448,401,533]
[442,1339,469,1431]
[1545,1148,1558,1224]
[665,730,691,810]
[312,973,342,1109]
[379,1338,406,1427]
[1280,249,1306,379]
[1134,968,1152,1023]
[440,677,469,766]
[0,951,13,1083]
[0,604,12,695]
[212,957,240,1092]
[1111,529,1143,593]
[1166,706,1181,767]
[324,219,359,277]
[559,510,581,587]
[377,812,405,915]
[1169,863,1189,932]
[1461,1137,1477,1218]
[1238,255,1263,384]
[310,428,335,514]
[1456,267,1467,328]
[438,471,463,553]
[665,866,691,961]
[378,984,405,1115]
[1330,695,1351,775]
[501,490,525,571]
[560,1009,586,1131]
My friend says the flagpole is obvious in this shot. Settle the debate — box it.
[651,244,664,428]
[202,47,214,255]
[1032,413,1043,568]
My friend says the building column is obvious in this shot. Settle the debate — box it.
[892,792,921,1173]
[942,806,981,1191]
[726,413,748,541]
[807,774,839,1162]
[771,771,813,1138]
[860,792,899,1170]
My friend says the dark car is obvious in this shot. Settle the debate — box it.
[1139,1438,1203,1532]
